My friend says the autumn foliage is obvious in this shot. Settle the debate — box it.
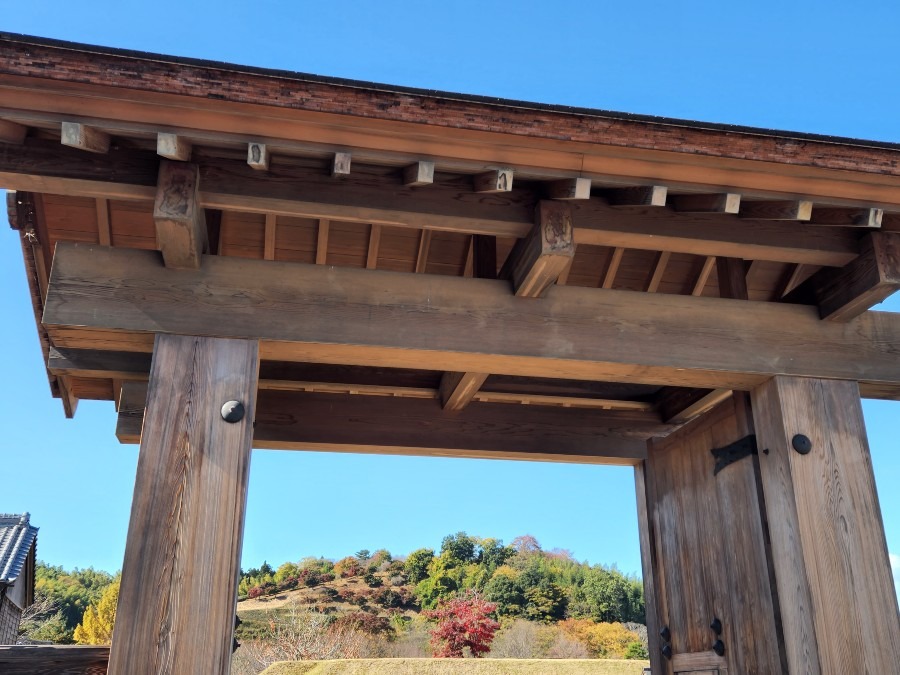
[423,590,500,658]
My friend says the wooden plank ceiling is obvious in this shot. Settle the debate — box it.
[3,35,900,463]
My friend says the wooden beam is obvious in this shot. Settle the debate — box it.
[601,185,667,207]
[784,231,900,321]
[440,371,489,411]
[366,224,381,269]
[94,198,110,246]
[44,244,900,397]
[717,256,749,300]
[116,382,661,465]
[108,335,258,675]
[0,140,861,265]
[546,177,591,200]
[315,219,329,265]
[809,206,882,228]
[473,168,513,193]
[415,229,432,273]
[0,645,109,675]
[247,142,268,170]
[739,199,812,221]
[0,119,27,144]
[156,132,192,161]
[502,200,576,297]
[655,386,732,424]
[153,160,207,269]
[402,160,434,186]
[691,255,716,296]
[264,213,276,260]
[671,192,741,214]
[472,235,498,280]
[751,376,900,674]
[331,152,352,176]
[602,247,624,289]
[60,122,109,154]
[645,251,670,293]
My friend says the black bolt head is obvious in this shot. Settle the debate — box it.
[659,626,671,642]
[792,434,812,455]
[661,644,673,659]
[221,400,245,423]
[710,617,722,634]
[712,639,725,657]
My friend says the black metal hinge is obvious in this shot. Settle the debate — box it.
[711,434,759,475]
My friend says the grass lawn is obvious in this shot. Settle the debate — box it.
[261,658,650,674]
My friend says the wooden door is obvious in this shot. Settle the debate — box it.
[637,394,784,675]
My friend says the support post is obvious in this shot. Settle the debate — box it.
[751,376,900,674]
[108,334,259,675]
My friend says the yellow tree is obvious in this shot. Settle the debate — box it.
[73,578,120,645]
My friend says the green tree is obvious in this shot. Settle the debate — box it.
[274,562,301,584]
[441,532,478,564]
[404,548,435,584]
[523,580,567,622]
[415,557,459,609]
[73,578,120,645]
[484,572,525,616]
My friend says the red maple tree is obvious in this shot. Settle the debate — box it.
[423,590,500,658]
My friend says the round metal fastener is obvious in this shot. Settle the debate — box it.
[710,617,722,634]
[221,400,245,423]
[712,639,726,657]
[792,434,812,455]
[661,644,673,659]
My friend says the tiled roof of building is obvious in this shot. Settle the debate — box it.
[0,513,38,585]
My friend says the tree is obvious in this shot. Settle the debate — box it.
[483,572,524,617]
[510,535,542,555]
[423,590,500,658]
[73,578,120,645]
[404,548,434,584]
[440,532,477,564]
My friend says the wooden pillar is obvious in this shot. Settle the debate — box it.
[108,334,259,675]
[752,376,900,674]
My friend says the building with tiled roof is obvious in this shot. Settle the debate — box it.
[0,513,38,644]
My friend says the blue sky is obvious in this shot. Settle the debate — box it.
[1,2,898,590]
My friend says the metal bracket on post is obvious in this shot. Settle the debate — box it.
[711,434,761,475]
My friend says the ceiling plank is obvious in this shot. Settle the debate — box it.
[783,231,900,321]
[671,192,741,214]
[116,383,659,465]
[61,122,109,154]
[156,133,192,161]
[153,161,207,270]
[43,244,900,397]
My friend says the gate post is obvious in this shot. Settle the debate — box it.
[752,376,900,674]
[108,334,259,675]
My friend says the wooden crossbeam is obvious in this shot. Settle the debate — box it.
[601,185,667,207]
[156,132,192,161]
[247,142,268,170]
[264,213,276,260]
[95,198,111,246]
[153,161,207,269]
[784,231,900,321]
[440,371,489,411]
[546,177,591,200]
[740,199,812,221]
[655,387,732,424]
[43,244,900,397]
[61,122,109,154]
[809,206,882,228]
[502,201,576,297]
[116,382,661,465]
[403,161,434,186]
[0,119,27,144]
[332,152,352,176]
[415,229,432,273]
[473,168,513,193]
[0,645,109,675]
[671,192,741,214]
[0,140,861,265]
[316,219,330,264]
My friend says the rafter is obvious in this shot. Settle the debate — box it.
[402,161,434,187]
[546,177,591,200]
[602,247,624,289]
[156,133,192,161]
[247,142,268,170]
[601,185,667,207]
[366,224,381,269]
[473,168,513,193]
[740,200,812,221]
[671,192,741,214]
[61,122,109,154]
[0,119,27,144]
[316,219,330,265]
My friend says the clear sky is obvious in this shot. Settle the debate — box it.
[1,1,898,592]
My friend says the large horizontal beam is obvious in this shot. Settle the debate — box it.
[116,383,656,464]
[0,645,109,675]
[0,140,862,265]
[43,244,900,398]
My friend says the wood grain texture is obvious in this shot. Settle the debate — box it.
[602,246,624,289]
[0,645,108,674]
[43,244,900,397]
[61,122,109,154]
[784,231,900,321]
[635,463,662,675]
[601,185,667,207]
[156,133,191,161]
[473,168,514,193]
[645,395,783,674]
[739,199,812,221]
[0,118,27,144]
[751,376,900,675]
[153,161,207,269]
[117,382,661,464]
[402,160,434,186]
[502,200,576,297]
[692,256,716,296]
[108,335,258,675]
[331,152,351,176]
[545,177,591,200]
[439,371,489,411]
[671,193,740,214]
[809,206,882,228]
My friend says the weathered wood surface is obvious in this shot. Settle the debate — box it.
[643,396,783,674]
[502,200,576,297]
[751,376,900,675]
[156,133,191,161]
[61,122,109,154]
[634,463,662,675]
[0,645,108,674]
[785,231,900,321]
[440,371,489,411]
[545,177,591,200]
[402,160,434,186]
[739,199,812,221]
[153,161,207,269]
[601,185,667,207]
[116,382,664,464]
[671,193,741,214]
[0,140,868,266]
[108,335,258,675]
[0,118,27,144]
[43,244,900,398]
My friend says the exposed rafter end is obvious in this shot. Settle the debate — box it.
[810,207,882,228]
[602,185,667,207]
[739,200,813,221]
[671,192,741,214]
[546,177,591,200]
[0,119,27,144]
[61,122,109,154]
[247,142,269,170]
[403,161,434,186]
[157,133,192,161]
[473,168,513,193]
[332,152,352,176]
